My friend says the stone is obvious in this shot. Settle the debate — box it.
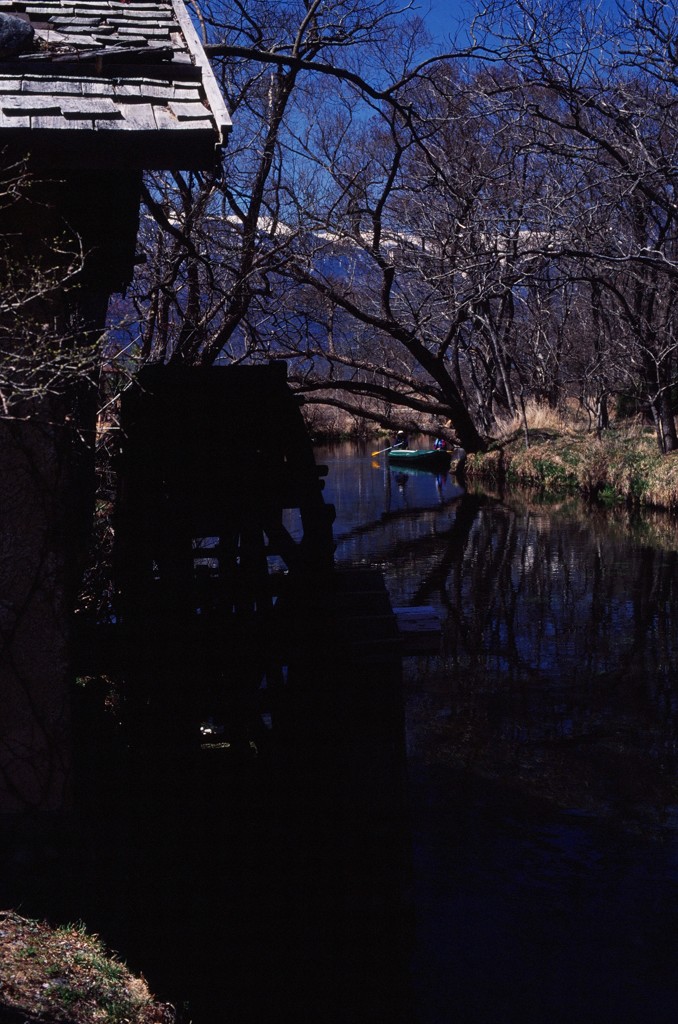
[0,13,34,58]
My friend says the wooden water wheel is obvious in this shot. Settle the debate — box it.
[112,362,336,754]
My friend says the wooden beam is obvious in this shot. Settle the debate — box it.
[170,0,231,143]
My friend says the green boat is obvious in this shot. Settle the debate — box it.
[387,447,453,470]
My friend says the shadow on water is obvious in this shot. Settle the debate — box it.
[84,746,410,1024]
[407,759,678,1024]
[3,660,413,1024]
[7,440,678,1024]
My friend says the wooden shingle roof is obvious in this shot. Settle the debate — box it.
[0,0,231,169]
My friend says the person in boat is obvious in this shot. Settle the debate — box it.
[434,436,447,450]
[394,430,409,449]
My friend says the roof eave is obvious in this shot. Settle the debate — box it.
[3,124,223,171]
[170,0,231,145]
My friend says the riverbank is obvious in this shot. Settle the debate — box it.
[465,423,678,510]
[0,912,175,1024]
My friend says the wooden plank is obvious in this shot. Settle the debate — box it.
[1,53,196,78]
[115,100,156,129]
[50,16,102,25]
[61,96,121,118]
[42,117,93,130]
[80,79,117,95]
[21,79,84,94]
[169,99,209,120]
[20,76,62,91]
[25,6,74,13]
[392,606,442,634]
[80,48,180,68]
[135,82,175,99]
[31,113,69,128]
[2,97,61,113]
[173,79,203,91]
[63,33,99,44]
[170,0,231,140]
[150,103,176,129]
[45,19,97,30]
[117,27,172,38]
[393,605,442,654]
[108,15,175,24]
[111,83,143,98]
[152,104,212,131]
[111,32,149,43]
[33,26,70,43]
[0,109,29,127]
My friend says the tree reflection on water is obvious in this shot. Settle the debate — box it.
[320,441,678,829]
[399,493,678,831]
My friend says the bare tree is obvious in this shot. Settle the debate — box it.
[0,156,100,416]
[126,0,678,453]
[129,0,494,451]
[473,0,678,450]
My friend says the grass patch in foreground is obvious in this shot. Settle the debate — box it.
[0,911,174,1024]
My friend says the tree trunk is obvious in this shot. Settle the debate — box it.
[437,383,485,453]
[658,392,678,453]
[596,393,609,436]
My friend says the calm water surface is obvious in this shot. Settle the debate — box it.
[7,438,678,1024]
[316,439,678,1024]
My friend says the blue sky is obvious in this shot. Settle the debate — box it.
[417,0,475,50]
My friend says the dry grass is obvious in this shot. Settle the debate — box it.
[0,912,175,1024]
[492,399,579,441]
[469,405,678,510]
